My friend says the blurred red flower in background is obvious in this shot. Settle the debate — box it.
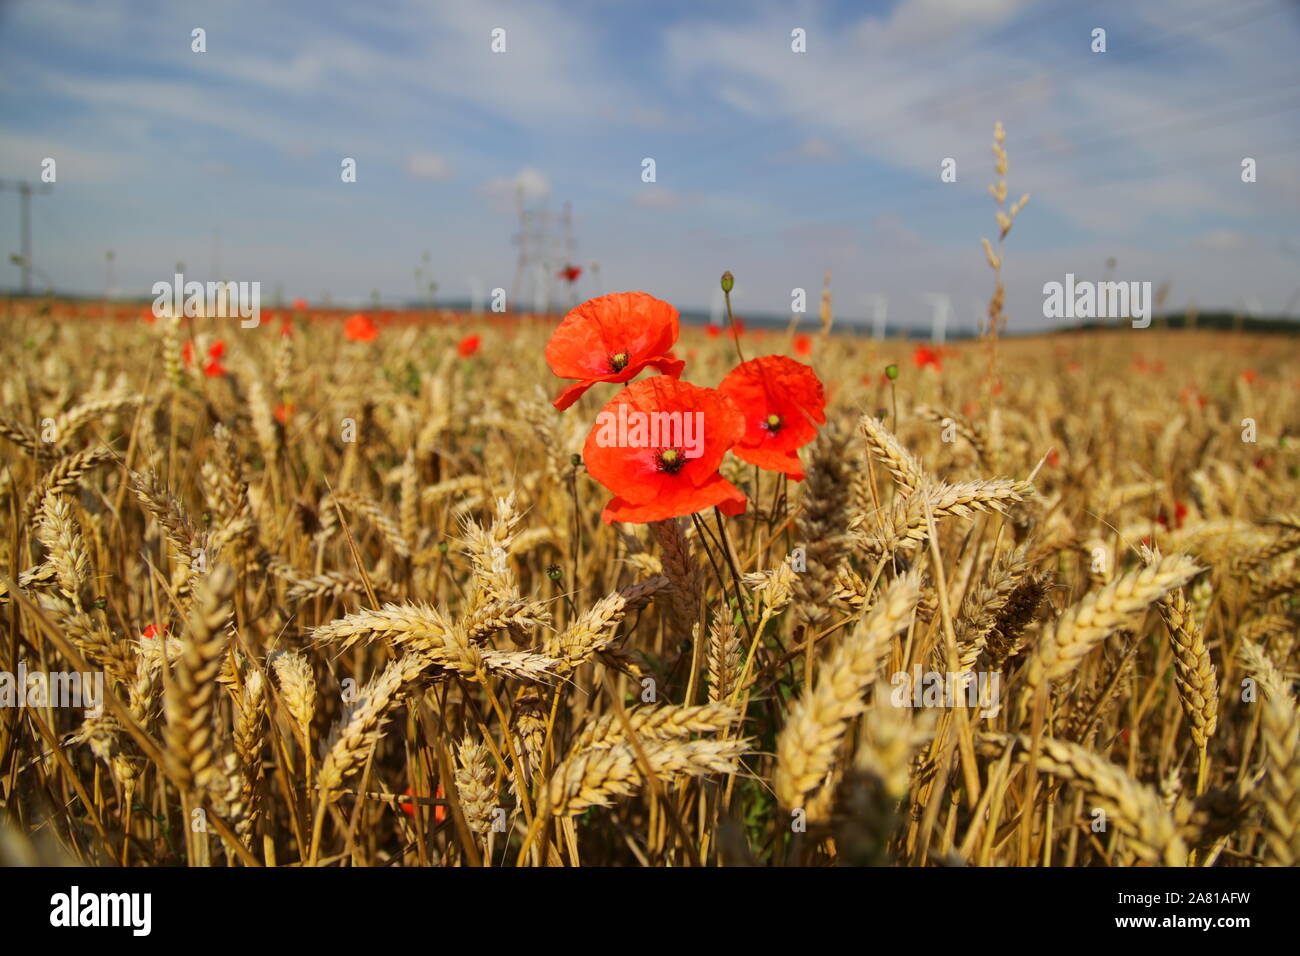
[458,334,481,358]
[344,313,379,342]
[1156,502,1188,530]
[203,340,227,377]
[913,345,942,371]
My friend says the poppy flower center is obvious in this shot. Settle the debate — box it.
[656,447,686,474]
[762,413,784,433]
[609,352,630,372]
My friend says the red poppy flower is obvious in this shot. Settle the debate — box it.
[717,355,827,480]
[344,313,379,342]
[208,340,225,360]
[292,298,309,312]
[1156,502,1188,530]
[141,307,157,325]
[274,403,295,424]
[203,359,227,378]
[279,318,294,337]
[706,325,721,338]
[182,340,194,366]
[1241,369,1257,384]
[583,376,746,524]
[545,292,685,411]
[793,333,812,356]
[558,265,582,284]
[142,624,167,639]
[457,334,481,358]
[400,782,446,822]
[913,345,942,371]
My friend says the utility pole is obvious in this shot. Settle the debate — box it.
[562,201,577,309]
[0,179,53,294]
[510,188,575,315]
[510,184,527,310]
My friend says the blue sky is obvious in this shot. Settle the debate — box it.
[2,0,1298,330]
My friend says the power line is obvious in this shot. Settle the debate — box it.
[0,178,54,294]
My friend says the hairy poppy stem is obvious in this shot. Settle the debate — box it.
[567,471,581,594]
[721,283,747,364]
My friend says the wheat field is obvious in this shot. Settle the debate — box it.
[1,282,1296,868]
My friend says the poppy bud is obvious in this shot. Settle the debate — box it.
[546,564,563,582]
[885,364,899,380]
[94,596,107,610]
[570,453,583,468]
[720,271,734,293]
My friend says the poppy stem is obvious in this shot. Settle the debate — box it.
[691,512,735,611]
[722,287,747,364]
[711,507,755,641]
[567,471,581,598]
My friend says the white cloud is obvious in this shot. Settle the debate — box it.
[632,188,682,209]
[480,166,550,211]
[774,136,839,163]
[0,133,123,184]
[1191,229,1253,252]
[660,0,1296,233]
[406,152,453,180]
[864,0,1032,44]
